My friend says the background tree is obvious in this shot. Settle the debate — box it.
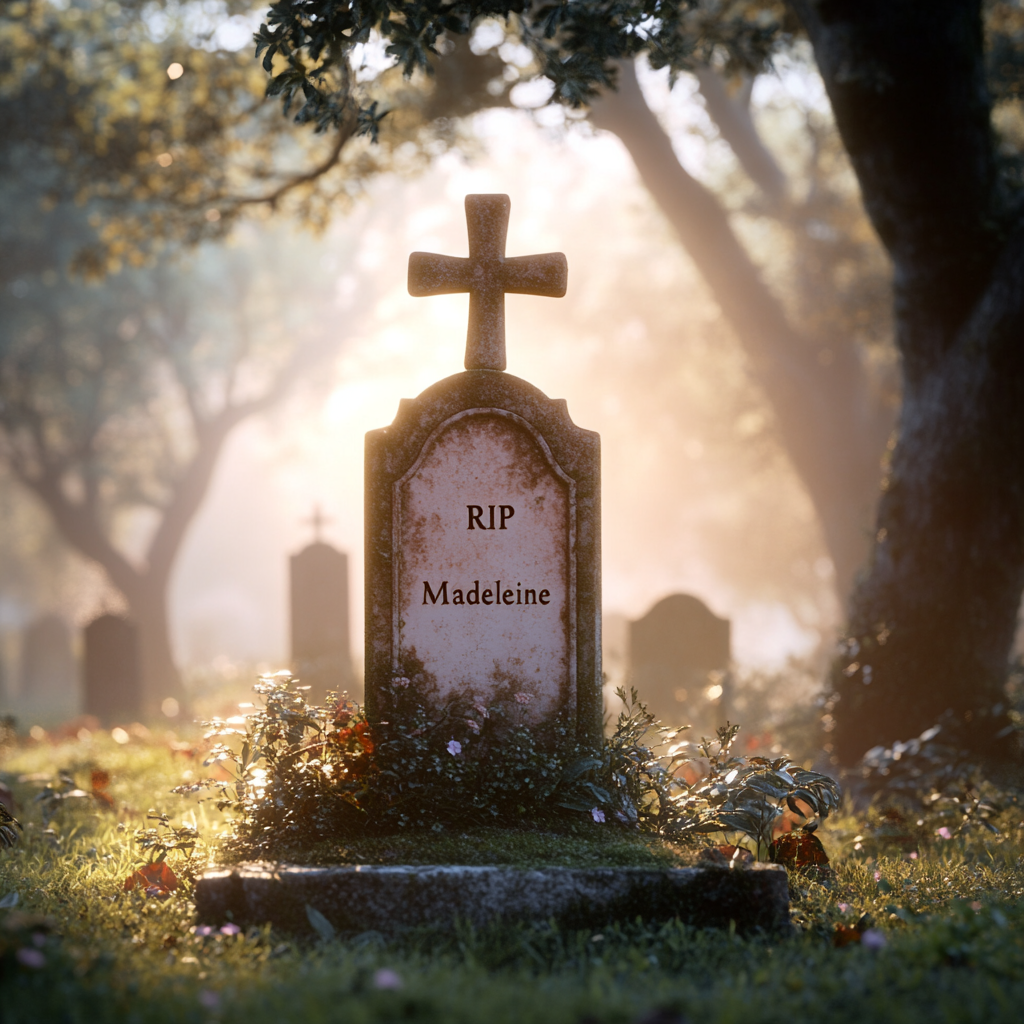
[254,0,1024,763]
[0,0,511,710]
[0,201,346,710]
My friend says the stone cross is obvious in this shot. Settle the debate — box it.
[408,194,568,372]
[303,504,332,543]
[366,194,602,750]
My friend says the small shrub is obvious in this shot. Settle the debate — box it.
[184,674,840,860]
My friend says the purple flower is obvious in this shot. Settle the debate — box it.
[838,902,850,913]
[591,807,606,823]
[373,968,404,990]
[873,871,882,882]
[199,990,221,1009]
[935,826,952,840]
[194,925,214,937]
[861,928,887,949]
[447,739,462,756]
[220,923,241,936]
[16,948,46,969]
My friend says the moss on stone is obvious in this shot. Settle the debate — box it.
[223,823,699,869]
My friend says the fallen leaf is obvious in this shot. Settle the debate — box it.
[91,769,115,808]
[124,862,178,897]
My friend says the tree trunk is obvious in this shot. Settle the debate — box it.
[589,62,888,602]
[792,0,1023,762]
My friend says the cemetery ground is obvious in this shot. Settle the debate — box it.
[1,706,1023,1023]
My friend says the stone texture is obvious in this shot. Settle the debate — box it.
[365,369,601,745]
[408,194,567,372]
[196,863,788,936]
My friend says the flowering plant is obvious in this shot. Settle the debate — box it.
[182,674,840,860]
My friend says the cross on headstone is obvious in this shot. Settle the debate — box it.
[408,194,568,372]
[366,193,601,750]
[303,504,332,543]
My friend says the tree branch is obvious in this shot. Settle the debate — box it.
[694,69,787,204]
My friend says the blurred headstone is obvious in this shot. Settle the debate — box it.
[83,614,141,725]
[20,614,78,717]
[364,194,602,748]
[629,594,731,731]
[290,507,354,703]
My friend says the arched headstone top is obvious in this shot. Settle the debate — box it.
[630,594,730,671]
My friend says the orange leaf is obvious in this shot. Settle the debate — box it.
[124,862,179,897]
[91,769,115,808]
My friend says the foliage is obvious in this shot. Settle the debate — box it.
[186,675,839,862]
[257,0,785,130]
[846,724,1024,859]
[0,0,446,275]
[1,727,1024,1021]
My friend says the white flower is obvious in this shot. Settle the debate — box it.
[473,703,489,719]
[447,739,462,756]
[513,692,532,705]
[591,807,606,823]
[392,676,411,688]
[465,719,480,733]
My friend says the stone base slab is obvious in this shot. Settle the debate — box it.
[196,863,789,936]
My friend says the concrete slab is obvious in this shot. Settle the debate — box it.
[196,862,789,936]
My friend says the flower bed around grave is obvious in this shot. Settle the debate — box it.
[178,672,841,869]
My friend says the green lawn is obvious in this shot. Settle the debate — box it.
[2,729,1023,1023]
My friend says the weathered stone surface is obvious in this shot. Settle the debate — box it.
[365,369,601,746]
[196,863,788,936]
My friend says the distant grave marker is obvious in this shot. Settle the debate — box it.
[290,506,354,702]
[365,194,602,745]
[83,614,141,725]
[21,614,78,715]
[629,594,731,730]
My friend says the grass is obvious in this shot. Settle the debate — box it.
[2,728,1024,1023]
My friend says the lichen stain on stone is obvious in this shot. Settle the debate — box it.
[395,410,573,723]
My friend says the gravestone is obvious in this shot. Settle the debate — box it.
[629,594,731,730]
[20,614,78,716]
[290,507,355,702]
[364,194,602,746]
[83,614,141,725]
[197,195,792,937]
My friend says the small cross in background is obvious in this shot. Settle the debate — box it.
[408,194,568,372]
[304,504,333,542]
